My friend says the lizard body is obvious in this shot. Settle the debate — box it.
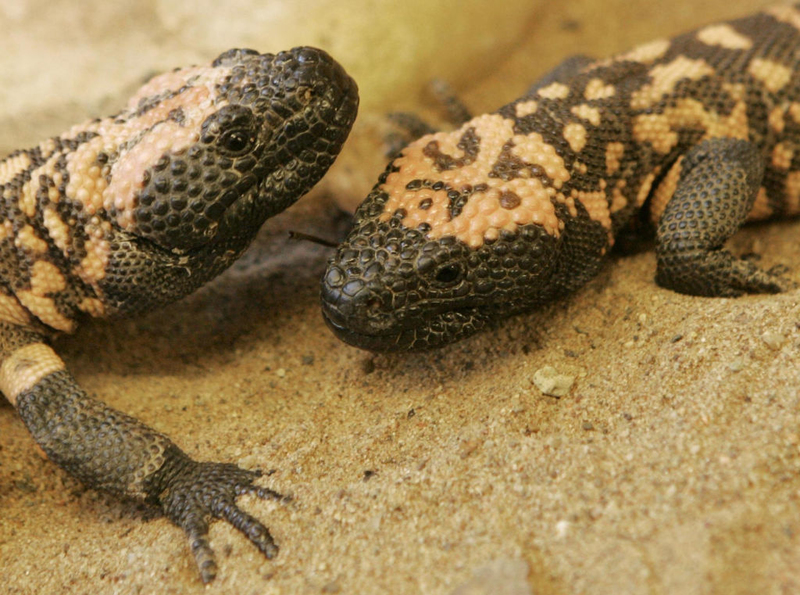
[322,5,799,351]
[1,47,358,581]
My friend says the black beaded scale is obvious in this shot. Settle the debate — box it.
[0,47,358,583]
[323,6,799,351]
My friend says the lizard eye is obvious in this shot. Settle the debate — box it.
[220,129,253,154]
[201,105,258,155]
[434,264,463,285]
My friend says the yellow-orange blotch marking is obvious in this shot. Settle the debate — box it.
[76,238,110,285]
[43,207,71,253]
[785,172,800,214]
[6,143,60,221]
[789,103,800,123]
[766,4,800,31]
[570,104,602,126]
[564,123,588,153]
[634,98,749,154]
[38,138,56,156]
[636,170,658,207]
[30,260,67,295]
[619,38,671,64]
[584,78,616,101]
[572,184,612,230]
[537,82,570,100]
[501,132,570,183]
[16,225,48,254]
[631,56,715,109]
[748,58,792,93]
[610,180,628,213]
[0,292,31,326]
[649,157,684,223]
[19,153,60,219]
[722,82,747,101]
[0,343,66,405]
[749,187,773,220]
[380,114,568,247]
[15,292,74,332]
[515,100,538,118]
[0,152,31,185]
[670,98,749,139]
[0,220,13,242]
[605,142,625,175]
[78,297,106,318]
[18,179,38,218]
[61,62,233,231]
[696,24,753,50]
[633,114,678,154]
[555,192,579,218]
[769,105,786,133]
[772,143,794,170]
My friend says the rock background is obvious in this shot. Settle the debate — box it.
[2,1,798,594]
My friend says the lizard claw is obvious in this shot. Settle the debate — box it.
[152,452,285,583]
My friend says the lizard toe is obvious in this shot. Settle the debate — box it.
[153,453,285,581]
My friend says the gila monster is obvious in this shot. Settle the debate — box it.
[322,5,800,351]
[0,48,357,581]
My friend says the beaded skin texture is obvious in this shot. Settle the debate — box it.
[0,47,358,582]
[322,5,800,352]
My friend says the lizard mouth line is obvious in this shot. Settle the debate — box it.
[321,306,418,351]
[321,299,491,351]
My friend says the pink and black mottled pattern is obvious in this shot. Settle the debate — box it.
[322,5,799,351]
[0,47,358,582]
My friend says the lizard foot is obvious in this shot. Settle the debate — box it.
[149,448,285,583]
[656,249,796,297]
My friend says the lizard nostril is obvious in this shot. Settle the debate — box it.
[366,297,383,314]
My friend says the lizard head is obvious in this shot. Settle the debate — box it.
[321,114,577,351]
[103,47,358,253]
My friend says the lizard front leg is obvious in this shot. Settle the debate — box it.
[655,137,795,296]
[1,323,282,583]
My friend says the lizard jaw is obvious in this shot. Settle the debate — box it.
[321,297,491,352]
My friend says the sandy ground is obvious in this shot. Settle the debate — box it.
[2,1,800,594]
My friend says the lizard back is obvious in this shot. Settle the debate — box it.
[322,4,800,350]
